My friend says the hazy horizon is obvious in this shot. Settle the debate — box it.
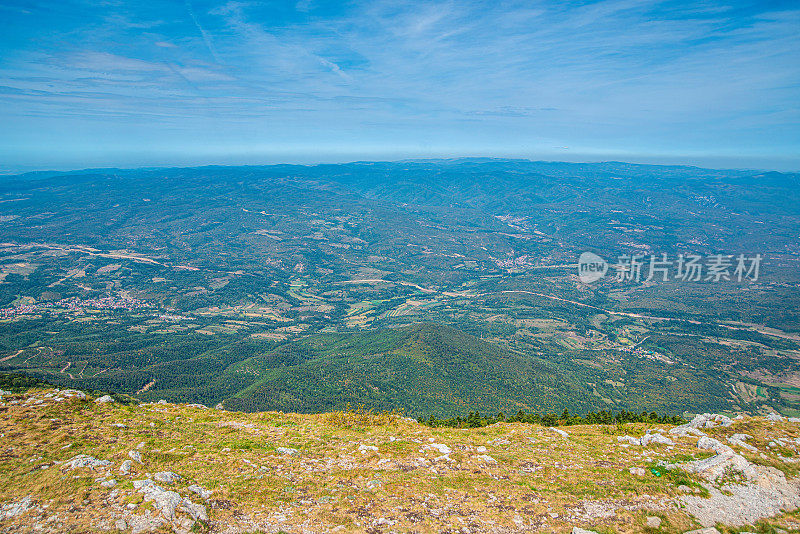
[2,152,799,177]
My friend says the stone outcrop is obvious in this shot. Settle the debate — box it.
[132,479,207,523]
[64,455,111,471]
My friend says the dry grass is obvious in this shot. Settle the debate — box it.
[321,404,402,428]
[1,390,799,533]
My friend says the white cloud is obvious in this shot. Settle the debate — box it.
[0,0,798,169]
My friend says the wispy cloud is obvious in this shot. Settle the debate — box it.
[0,0,798,170]
[184,0,223,64]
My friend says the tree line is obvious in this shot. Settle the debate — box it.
[421,408,686,428]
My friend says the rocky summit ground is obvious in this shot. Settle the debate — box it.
[2,390,800,533]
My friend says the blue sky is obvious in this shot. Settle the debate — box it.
[0,0,798,172]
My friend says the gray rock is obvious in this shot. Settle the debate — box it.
[671,414,732,437]
[126,514,166,534]
[684,529,721,534]
[0,496,35,520]
[276,447,299,455]
[680,463,797,526]
[65,455,111,470]
[94,395,114,404]
[671,434,776,485]
[697,436,733,455]
[550,427,569,438]
[680,451,755,481]
[646,516,662,528]
[114,519,127,530]
[428,443,452,454]
[641,433,674,446]
[690,413,733,428]
[766,413,785,422]
[60,389,87,400]
[728,434,758,452]
[187,484,213,500]
[572,528,600,534]
[133,479,182,519]
[119,459,133,475]
[153,471,181,484]
[128,450,143,464]
[180,499,208,522]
